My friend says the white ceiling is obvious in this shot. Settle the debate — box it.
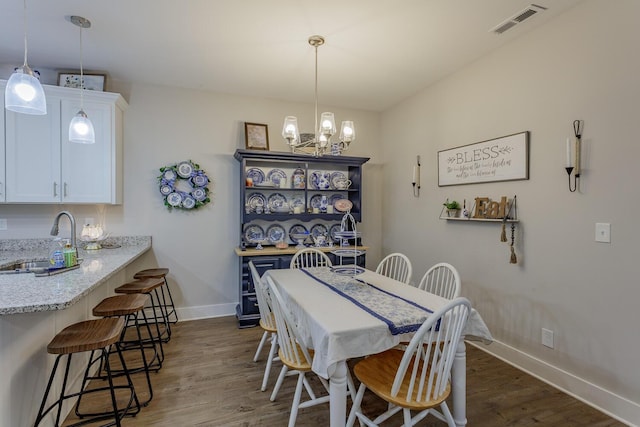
[0,0,583,112]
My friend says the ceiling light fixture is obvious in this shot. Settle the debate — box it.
[282,35,355,156]
[4,0,47,115]
[68,15,95,144]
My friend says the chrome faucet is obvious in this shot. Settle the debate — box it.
[50,211,77,249]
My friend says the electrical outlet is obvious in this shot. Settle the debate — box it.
[542,328,554,348]
[0,219,7,230]
[595,223,611,243]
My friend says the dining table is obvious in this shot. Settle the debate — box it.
[264,266,493,427]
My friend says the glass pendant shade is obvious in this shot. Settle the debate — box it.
[282,116,300,145]
[69,109,95,144]
[340,121,355,143]
[5,65,47,115]
[319,112,336,136]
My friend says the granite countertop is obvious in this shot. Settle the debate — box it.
[0,236,151,315]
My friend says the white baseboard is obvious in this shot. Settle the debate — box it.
[468,340,638,426]
[175,303,236,322]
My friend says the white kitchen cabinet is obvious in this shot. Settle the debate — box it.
[0,91,4,202]
[1,80,127,204]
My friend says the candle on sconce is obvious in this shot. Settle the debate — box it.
[412,165,417,184]
[565,137,572,168]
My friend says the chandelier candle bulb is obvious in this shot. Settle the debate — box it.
[565,137,571,168]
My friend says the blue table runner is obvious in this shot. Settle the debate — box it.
[301,268,433,335]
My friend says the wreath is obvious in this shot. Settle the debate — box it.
[158,160,211,210]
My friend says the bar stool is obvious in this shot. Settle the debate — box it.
[34,317,140,427]
[115,277,171,345]
[92,294,159,406]
[134,268,178,324]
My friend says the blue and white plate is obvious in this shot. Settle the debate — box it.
[244,225,265,243]
[246,193,267,211]
[182,196,196,209]
[159,185,173,196]
[267,168,287,187]
[192,174,208,187]
[309,194,324,209]
[166,192,183,206]
[310,171,331,190]
[310,224,328,238]
[162,169,178,181]
[192,187,207,201]
[268,193,287,210]
[177,161,194,178]
[330,265,366,276]
[290,194,305,210]
[289,224,309,243]
[266,225,286,243]
[330,171,347,189]
[246,168,265,185]
[329,224,342,242]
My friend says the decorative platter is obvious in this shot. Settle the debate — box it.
[288,224,309,243]
[267,193,287,210]
[309,194,324,209]
[267,168,287,187]
[246,168,265,185]
[329,224,342,242]
[330,265,366,276]
[244,224,265,243]
[310,224,328,238]
[266,224,286,243]
[246,193,267,211]
[334,199,353,212]
[329,171,347,189]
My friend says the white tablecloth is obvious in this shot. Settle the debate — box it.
[264,267,492,379]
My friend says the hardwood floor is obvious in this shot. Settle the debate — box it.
[63,316,625,426]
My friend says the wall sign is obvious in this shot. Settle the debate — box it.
[438,131,529,186]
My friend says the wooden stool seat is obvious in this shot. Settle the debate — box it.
[134,268,169,279]
[93,294,149,317]
[115,278,164,294]
[47,317,125,355]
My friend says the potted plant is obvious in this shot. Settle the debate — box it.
[443,200,460,217]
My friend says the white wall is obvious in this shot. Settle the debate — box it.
[380,1,639,423]
[0,82,382,319]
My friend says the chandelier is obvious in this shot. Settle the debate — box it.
[281,35,355,156]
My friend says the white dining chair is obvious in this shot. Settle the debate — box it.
[249,261,279,392]
[347,297,471,427]
[265,275,332,427]
[289,248,333,269]
[417,262,461,299]
[375,253,413,284]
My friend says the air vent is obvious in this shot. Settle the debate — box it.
[490,4,547,34]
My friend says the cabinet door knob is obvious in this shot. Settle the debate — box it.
[64,182,68,198]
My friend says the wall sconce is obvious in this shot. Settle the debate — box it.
[565,119,583,192]
[412,155,421,197]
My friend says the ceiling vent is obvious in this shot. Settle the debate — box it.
[490,4,548,34]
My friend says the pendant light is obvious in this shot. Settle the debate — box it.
[4,0,47,115]
[68,15,95,144]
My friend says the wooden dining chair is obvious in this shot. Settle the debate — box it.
[289,248,333,269]
[375,253,413,284]
[417,262,461,299]
[347,297,471,427]
[265,275,337,427]
[249,261,279,392]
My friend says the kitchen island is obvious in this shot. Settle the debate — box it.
[0,236,152,426]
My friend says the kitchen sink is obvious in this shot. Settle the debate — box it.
[0,259,81,276]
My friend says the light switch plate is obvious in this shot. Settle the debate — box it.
[595,223,611,243]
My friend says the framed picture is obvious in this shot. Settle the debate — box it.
[438,131,529,186]
[244,122,269,150]
[58,73,106,91]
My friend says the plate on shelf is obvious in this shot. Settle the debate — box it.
[289,194,305,210]
[288,224,309,243]
[329,224,342,242]
[244,224,265,243]
[310,224,328,238]
[330,194,343,208]
[267,168,287,187]
[268,193,287,210]
[309,194,324,209]
[310,171,331,190]
[334,199,353,212]
[246,167,265,185]
[329,171,347,189]
[246,192,267,211]
[266,224,287,243]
